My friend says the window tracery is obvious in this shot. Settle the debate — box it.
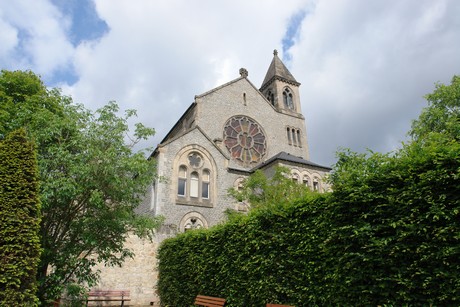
[283,87,294,110]
[175,150,214,206]
[179,212,208,232]
[223,116,267,167]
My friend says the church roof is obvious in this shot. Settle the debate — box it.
[260,50,300,91]
[253,151,332,171]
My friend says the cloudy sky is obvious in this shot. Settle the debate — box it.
[1,0,459,167]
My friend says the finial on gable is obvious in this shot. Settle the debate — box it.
[273,49,278,56]
[239,68,248,78]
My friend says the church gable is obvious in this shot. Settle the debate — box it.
[192,71,310,169]
[148,51,328,232]
[152,126,234,227]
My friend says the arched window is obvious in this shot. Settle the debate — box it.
[175,150,215,206]
[283,87,294,110]
[266,90,275,106]
[297,130,302,147]
[313,178,320,191]
[303,175,310,188]
[190,172,199,198]
[287,127,291,144]
[202,169,210,199]
[180,212,208,232]
[287,127,302,147]
[178,166,187,196]
[291,173,300,183]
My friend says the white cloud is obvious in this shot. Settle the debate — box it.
[291,0,460,165]
[0,0,74,78]
[2,0,460,166]
[62,0,309,154]
[0,18,18,58]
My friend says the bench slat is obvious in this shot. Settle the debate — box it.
[194,295,226,307]
[86,290,130,307]
[88,290,130,296]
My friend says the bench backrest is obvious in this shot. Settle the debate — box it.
[194,295,226,307]
[266,304,295,307]
[88,290,130,297]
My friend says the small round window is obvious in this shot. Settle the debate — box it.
[188,152,203,168]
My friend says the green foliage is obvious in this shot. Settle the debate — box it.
[158,76,460,306]
[410,75,460,141]
[0,70,162,303]
[228,166,312,209]
[324,139,460,305]
[158,193,327,307]
[0,129,41,306]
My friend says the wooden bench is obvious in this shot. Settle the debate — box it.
[194,295,226,307]
[266,304,295,307]
[86,290,130,306]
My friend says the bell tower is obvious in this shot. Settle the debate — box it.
[260,50,302,115]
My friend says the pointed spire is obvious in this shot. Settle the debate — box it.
[260,49,300,91]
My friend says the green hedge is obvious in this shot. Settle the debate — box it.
[158,193,330,307]
[157,133,459,306]
[0,129,41,306]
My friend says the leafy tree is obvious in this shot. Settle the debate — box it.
[0,129,41,306]
[410,75,460,141]
[228,166,313,210]
[0,70,163,303]
[324,76,460,305]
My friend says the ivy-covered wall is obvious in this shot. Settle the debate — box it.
[157,130,459,306]
[0,129,41,306]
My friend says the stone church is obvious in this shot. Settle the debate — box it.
[138,50,331,234]
[95,51,331,306]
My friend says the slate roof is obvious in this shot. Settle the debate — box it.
[252,151,332,172]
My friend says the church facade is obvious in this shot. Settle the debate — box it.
[94,51,332,306]
[138,50,331,235]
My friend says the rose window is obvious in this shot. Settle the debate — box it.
[223,116,267,167]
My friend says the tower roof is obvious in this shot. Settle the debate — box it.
[260,50,300,91]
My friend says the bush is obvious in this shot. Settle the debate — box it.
[0,129,41,306]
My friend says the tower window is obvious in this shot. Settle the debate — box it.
[283,87,294,110]
[287,126,302,147]
[266,90,275,106]
[297,130,302,147]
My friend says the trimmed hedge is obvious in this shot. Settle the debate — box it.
[0,129,41,306]
[158,193,329,307]
[158,134,459,306]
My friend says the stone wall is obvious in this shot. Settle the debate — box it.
[92,234,160,306]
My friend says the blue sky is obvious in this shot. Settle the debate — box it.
[1,0,460,166]
[49,0,109,84]
[282,9,308,63]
